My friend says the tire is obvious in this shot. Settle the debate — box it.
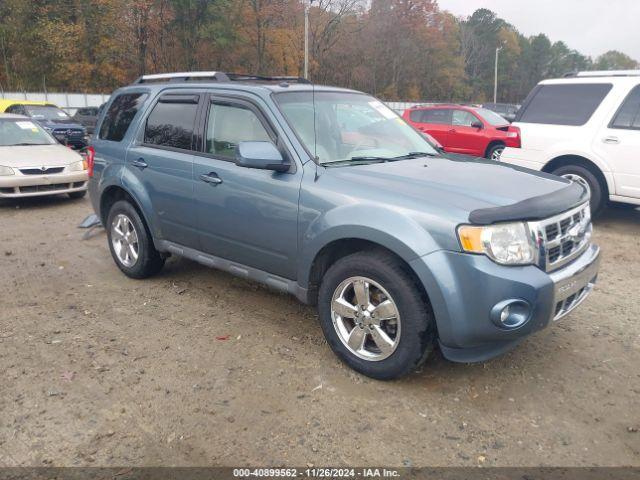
[68,190,87,199]
[486,143,505,161]
[551,164,606,216]
[106,200,165,279]
[317,250,436,380]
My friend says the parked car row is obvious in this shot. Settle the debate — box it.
[0,113,88,199]
[0,100,89,150]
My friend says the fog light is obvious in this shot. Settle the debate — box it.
[491,299,531,329]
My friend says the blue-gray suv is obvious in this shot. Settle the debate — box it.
[88,72,600,379]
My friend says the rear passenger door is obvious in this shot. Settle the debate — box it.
[594,84,640,198]
[126,91,201,247]
[412,109,452,147]
[192,94,301,280]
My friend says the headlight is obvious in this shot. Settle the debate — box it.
[67,160,87,172]
[0,165,15,176]
[457,222,537,265]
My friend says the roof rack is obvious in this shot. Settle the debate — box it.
[226,73,311,84]
[564,70,640,78]
[133,71,311,85]
[134,71,231,84]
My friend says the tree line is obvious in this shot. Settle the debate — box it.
[0,0,637,103]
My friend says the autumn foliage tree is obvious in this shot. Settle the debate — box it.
[0,1,637,103]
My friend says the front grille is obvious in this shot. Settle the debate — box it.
[529,203,592,272]
[19,167,65,175]
[53,128,84,138]
[19,183,70,193]
[553,275,597,321]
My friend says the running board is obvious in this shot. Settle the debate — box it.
[155,240,309,303]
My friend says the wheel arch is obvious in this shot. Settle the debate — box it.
[303,237,433,310]
[484,140,506,158]
[542,154,610,198]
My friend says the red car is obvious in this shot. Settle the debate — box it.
[403,104,520,160]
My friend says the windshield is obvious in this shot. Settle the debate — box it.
[477,108,509,126]
[274,91,438,164]
[24,105,71,121]
[0,119,57,146]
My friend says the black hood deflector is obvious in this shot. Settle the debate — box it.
[468,181,588,224]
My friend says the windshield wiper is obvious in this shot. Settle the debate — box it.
[323,156,391,166]
[390,151,439,160]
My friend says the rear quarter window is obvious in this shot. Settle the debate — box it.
[610,84,640,130]
[518,83,612,126]
[99,93,149,142]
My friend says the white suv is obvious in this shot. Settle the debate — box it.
[500,70,640,214]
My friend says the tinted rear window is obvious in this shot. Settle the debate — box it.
[99,93,148,141]
[518,84,612,126]
[418,109,452,124]
[610,85,640,130]
[144,96,199,150]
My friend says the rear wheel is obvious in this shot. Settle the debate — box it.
[317,251,436,380]
[551,164,606,216]
[106,200,165,278]
[486,143,505,161]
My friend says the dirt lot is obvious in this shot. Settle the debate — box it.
[0,196,638,467]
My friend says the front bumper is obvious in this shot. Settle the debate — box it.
[0,171,88,198]
[410,244,600,363]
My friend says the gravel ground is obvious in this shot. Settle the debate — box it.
[0,196,638,467]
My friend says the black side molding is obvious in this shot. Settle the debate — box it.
[468,181,589,224]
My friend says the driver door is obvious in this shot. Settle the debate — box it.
[192,94,302,279]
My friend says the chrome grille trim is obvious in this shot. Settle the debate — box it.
[528,203,592,272]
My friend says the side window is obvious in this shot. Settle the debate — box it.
[144,95,199,150]
[6,105,23,115]
[206,102,272,158]
[452,110,478,127]
[518,84,612,126]
[409,110,423,122]
[610,85,640,130]
[99,93,148,142]
[421,109,452,125]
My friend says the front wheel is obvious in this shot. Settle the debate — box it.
[317,251,436,380]
[551,164,605,216]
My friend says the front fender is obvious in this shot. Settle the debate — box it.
[543,148,615,194]
[298,203,442,289]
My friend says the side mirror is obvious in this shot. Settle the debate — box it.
[236,141,290,173]
[471,121,484,130]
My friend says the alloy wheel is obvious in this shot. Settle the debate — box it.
[330,276,401,361]
[111,213,140,267]
[562,173,592,198]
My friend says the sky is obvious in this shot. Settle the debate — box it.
[437,0,640,62]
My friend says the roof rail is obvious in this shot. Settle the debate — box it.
[133,71,311,85]
[134,71,230,84]
[564,70,640,78]
[226,73,311,84]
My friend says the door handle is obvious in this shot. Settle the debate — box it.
[448,129,456,133]
[602,136,620,144]
[200,172,223,185]
[131,158,148,169]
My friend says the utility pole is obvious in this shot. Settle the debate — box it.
[304,0,314,79]
[494,46,502,103]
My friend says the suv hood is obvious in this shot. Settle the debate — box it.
[0,144,82,167]
[322,156,587,224]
